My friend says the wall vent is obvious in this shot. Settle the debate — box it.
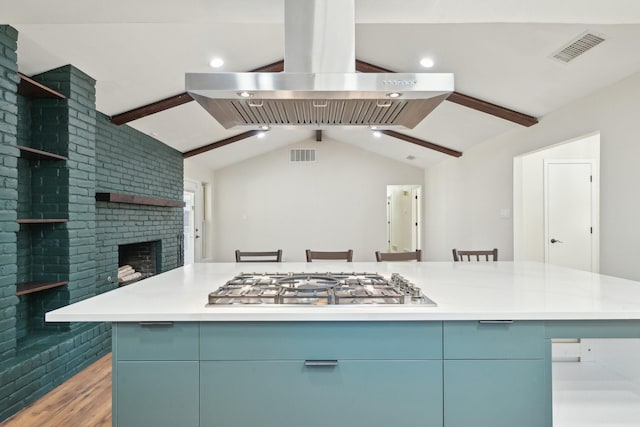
[551,31,605,63]
[290,148,316,163]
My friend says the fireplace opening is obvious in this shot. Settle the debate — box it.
[118,240,161,286]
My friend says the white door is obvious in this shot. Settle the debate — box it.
[386,196,392,251]
[544,160,594,272]
[411,187,421,250]
[183,179,204,265]
[183,190,196,265]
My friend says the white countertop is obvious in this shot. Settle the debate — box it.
[45,262,640,322]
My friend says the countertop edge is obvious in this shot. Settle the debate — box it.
[45,311,640,322]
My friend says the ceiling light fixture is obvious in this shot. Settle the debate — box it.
[386,92,401,98]
[370,126,378,130]
[420,57,435,68]
[257,131,267,138]
[209,57,224,68]
[373,131,382,138]
[258,125,270,131]
[238,91,253,98]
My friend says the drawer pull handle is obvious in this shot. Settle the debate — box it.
[304,360,338,367]
[138,321,174,327]
[479,320,513,324]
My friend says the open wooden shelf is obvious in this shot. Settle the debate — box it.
[16,280,68,296]
[17,218,68,224]
[17,145,68,161]
[95,192,185,207]
[17,73,66,100]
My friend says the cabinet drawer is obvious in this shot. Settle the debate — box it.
[200,321,442,360]
[114,322,199,361]
[115,361,199,427]
[200,360,443,427]
[444,321,544,359]
[444,360,546,427]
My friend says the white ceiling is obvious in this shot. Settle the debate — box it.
[4,1,640,170]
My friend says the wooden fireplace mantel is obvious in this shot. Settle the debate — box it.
[95,192,185,208]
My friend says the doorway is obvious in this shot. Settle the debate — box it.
[184,179,204,265]
[513,132,600,272]
[386,185,421,252]
[544,160,596,272]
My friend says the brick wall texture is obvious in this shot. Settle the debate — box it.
[0,25,185,421]
[95,112,183,294]
[0,25,20,362]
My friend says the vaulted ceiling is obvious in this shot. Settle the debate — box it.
[5,0,640,170]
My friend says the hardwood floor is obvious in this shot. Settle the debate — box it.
[0,354,112,427]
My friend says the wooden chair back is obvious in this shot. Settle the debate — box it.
[452,248,498,262]
[305,249,353,262]
[375,250,422,262]
[235,249,282,263]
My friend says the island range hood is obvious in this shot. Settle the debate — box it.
[186,0,454,129]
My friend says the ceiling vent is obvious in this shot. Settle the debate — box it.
[290,148,316,163]
[551,31,605,63]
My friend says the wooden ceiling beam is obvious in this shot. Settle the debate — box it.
[109,62,286,125]
[381,130,462,158]
[354,60,537,127]
[182,130,260,158]
[250,60,284,72]
[445,92,538,127]
[110,92,193,125]
[355,59,394,73]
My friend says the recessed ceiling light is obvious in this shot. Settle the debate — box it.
[373,131,382,138]
[370,126,378,130]
[420,57,435,68]
[258,125,270,131]
[386,92,401,98]
[257,131,267,138]
[209,57,224,68]
[238,91,253,98]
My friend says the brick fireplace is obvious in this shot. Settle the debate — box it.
[118,240,160,285]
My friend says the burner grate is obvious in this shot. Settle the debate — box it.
[207,272,436,306]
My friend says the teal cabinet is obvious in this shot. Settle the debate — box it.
[442,321,548,427]
[113,323,200,427]
[200,360,443,427]
[444,321,545,359]
[444,360,546,427]
[116,361,199,427]
[200,321,442,360]
[115,322,199,360]
[111,320,555,427]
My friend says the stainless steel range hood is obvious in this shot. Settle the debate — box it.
[186,0,454,129]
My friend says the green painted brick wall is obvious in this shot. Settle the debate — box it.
[0,24,184,421]
[95,112,183,294]
[0,25,19,360]
[34,66,98,306]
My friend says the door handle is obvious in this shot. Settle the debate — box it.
[304,360,338,367]
[479,320,513,324]
[550,238,563,244]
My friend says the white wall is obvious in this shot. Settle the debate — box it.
[424,70,640,282]
[514,134,600,263]
[213,137,424,262]
[184,158,216,261]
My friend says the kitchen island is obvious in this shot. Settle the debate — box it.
[46,262,640,427]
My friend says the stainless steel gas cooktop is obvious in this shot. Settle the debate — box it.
[207,272,437,306]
